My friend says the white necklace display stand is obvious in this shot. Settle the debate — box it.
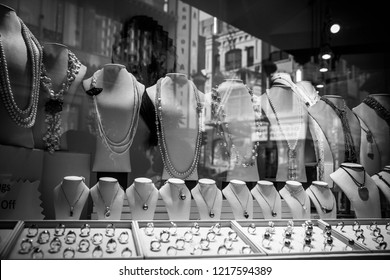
[126,177,158,220]
[279,181,311,219]
[330,163,381,218]
[371,165,390,203]
[251,180,282,219]
[222,179,253,220]
[90,177,124,220]
[53,176,89,220]
[306,181,337,219]
[191,178,222,220]
[159,178,191,220]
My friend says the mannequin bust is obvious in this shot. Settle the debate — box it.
[330,163,381,218]
[53,176,89,220]
[222,179,253,220]
[0,4,42,148]
[371,165,390,203]
[159,178,191,220]
[146,73,204,180]
[191,178,222,220]
[251,180,282,219]
[279,180,311,219]
[90,177,124,220]
[82,64,144,172]
[126,177,158,220]
[306,181,337,219]
[353,94,390,175]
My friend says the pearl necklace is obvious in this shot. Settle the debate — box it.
[0,18,42,128]
[133,184,155,211]
[155,77,203,179]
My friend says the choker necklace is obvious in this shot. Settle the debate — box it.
[155,77,203,179]
[0,18,42,128]
[60,183,85,217]
[256,185,277,217]
[340,165,368,201]
[308,187,334,214]
[198,184,218,218]
[229,184,250,219]
[90,71,141,154]
[321,97,357,163]
[133,184,155,211]
[363,97,390,135]
[285,185,307,211]
[41,50,81,153]
[169,182,187,200]
[96,184,120,218]
[376,173,390,188]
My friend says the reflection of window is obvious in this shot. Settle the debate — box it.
[212,139,229,166]
[247,46,254,67]
[270,50,289,62]
[225,49,241,70]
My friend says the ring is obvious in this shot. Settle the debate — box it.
[217,245,228,255]
[106,238,117,253]
[19,238,33,254]
[344,239,355,251]
[63,247,76,259]
[79,223,90,237]
[323,229,332,238]
[240,245,253,254]
[54,223,66,236]
[386,222,390,231]
[262,232,272,249]
[190,244,203,256]
[211,223,221,235]
[118,231,130,244]
[302,237,312,252]
[336,221,345,232]
[287,220,294,227]
[169,222,177,236]
[372,228,381,237]
[356,233,365,244]
[167,245,178,256]
[376,241,387,250]
[267,221,275,234]
[105,223,115,237]
[184,231,193,242]
[92,245,104,258]
[305,230,313,239]
[160,230,171,243]
[224,237,234,250]
[228,230,238,241]
[150,238,161,252]
[49,237,62,253]
[207,230,216,242]
[368,221,378,231]
[38,230,50,244]
[283,230,292,240]
[354,228,364,237]
[31,247,44,259]
[175,237,185,250]
[247,223,256,235]
[65,230,77,244]
[374,234,384,244]
[78,238,90,253]
[144,223,154,236]
[91,233,104,245]
[200,238,210,250]
[281,240,292,253]
[352,221,360,231]
[284,225,294,235]
[26,224,39,237]
[191,222,200,235]
[121,247,133,258]
[323,236,334,251]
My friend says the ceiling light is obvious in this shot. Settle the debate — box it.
[330,23,341,34]
[319,60,329,72]
[320,45,332,60]
[316,84,324,89]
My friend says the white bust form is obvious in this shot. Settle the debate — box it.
[371,165,390,204]
[126,177,158,220]
[53,176,89,220]
[251,180,282,219]
[191,178,222,220]
[279,180,311,219]
[159,178,191,220]
[90,177,124,220]
[306,181,337,219]
[222,179,254,220]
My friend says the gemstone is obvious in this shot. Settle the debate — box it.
[272,211,277,217]
[180,192,186,200]
[209,210,215,218]
[244,210,249,219]
[143,203,148,211]
[104,207,111,218]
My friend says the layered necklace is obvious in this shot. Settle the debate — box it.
[340,164,368,201]
[197,184,218,218]
[133,184,155,211]
[96,184,120,218]
[0,18,42,128]
[60,183,85,217]
[266,89,304,180]
[40,50,81,153]
[229,183,250,219]
[285,184,307,211]
[363,96,390,137]
[155,77,203,179]
[90,70,141,154]
[256,185,277,217]
[169,181,187,200]
[308,184,334,214]
[321,97,357,163]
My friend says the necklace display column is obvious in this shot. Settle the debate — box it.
[191,178,222,220]
[279,181,311,219]
[126,177,158,220]
[223,179,254,220]
[251,180,282,219]
[159,178,191,220]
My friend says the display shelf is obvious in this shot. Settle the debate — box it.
[0,221,22,259]
[2,220,143,259]
[134,220,265,259]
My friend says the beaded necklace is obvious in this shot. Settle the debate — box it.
[340,164,369,201]
[40,50,81,153]
[363,97,390,135]
[256,185,277,217]
[155,77,203,179]
[96,184,120,218]
[229,183,250,219]
[0,18,42,128]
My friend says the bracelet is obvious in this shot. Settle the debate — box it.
[336,221,345,232]
[352,221,360,231]
[376,241,387,250]
[374,234,384,244]
[184,230,193,242]
[190,244,203,256]
[211,223,222,235]
[224,237,234,250]
[228,230,238,241]
[367,221,378,231]
[372,227,381,237]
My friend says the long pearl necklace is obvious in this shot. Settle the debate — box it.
[0,18,42,128]
[155,77,203,179]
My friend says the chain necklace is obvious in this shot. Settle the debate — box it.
[266,89,304,180]
[256,185,277,217]
[308,187,334,214]
[285,184,307,211]
[60,183,85,217]
[90,71,141,154]
[363,96,390,136]
[321,97,357,163]
[133,184,155,211]
[40,49,81,153]
[340,164,369,201]
[169,181,187,200]
[353,112,375,160]
[96,184,120,218]
[229,183,250,219]
[376,173,390,188]
[197,184,218,218]
[0,18,42,128]
[155,77,203,179]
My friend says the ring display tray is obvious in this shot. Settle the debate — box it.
[3,220,143,259]
[134,220,265,259]
[234,219,367,259]
[0,221,22,259]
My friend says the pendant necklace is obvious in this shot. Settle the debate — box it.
[96,184,120,217]
[229,184,250,219]
[169,182,187,200]
[133,184,155,211]
[363,96,390,138]
[198,184,217,218]
[340,164,368,201]
[256,185,277,217]
[285,185,307,211]
[60,184,85,217]
[376,173,390,188]
[308,187,334,214]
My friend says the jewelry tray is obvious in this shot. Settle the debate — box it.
[2,220,143,259]
[134,220,265,259]
[0,221,22,258]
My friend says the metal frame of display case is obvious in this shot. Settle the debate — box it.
[0,220,23,259]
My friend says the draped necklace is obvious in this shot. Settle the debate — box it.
[256,185,277,217]
[96,184,120,218]
[197,184,218,218]
[60,183,85,217]
[133,184,155,211]
[285,184,307,211]
[340,164,368,201]
[362,96,390,137]
[229,183,251,219]
[308,185,334,214]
